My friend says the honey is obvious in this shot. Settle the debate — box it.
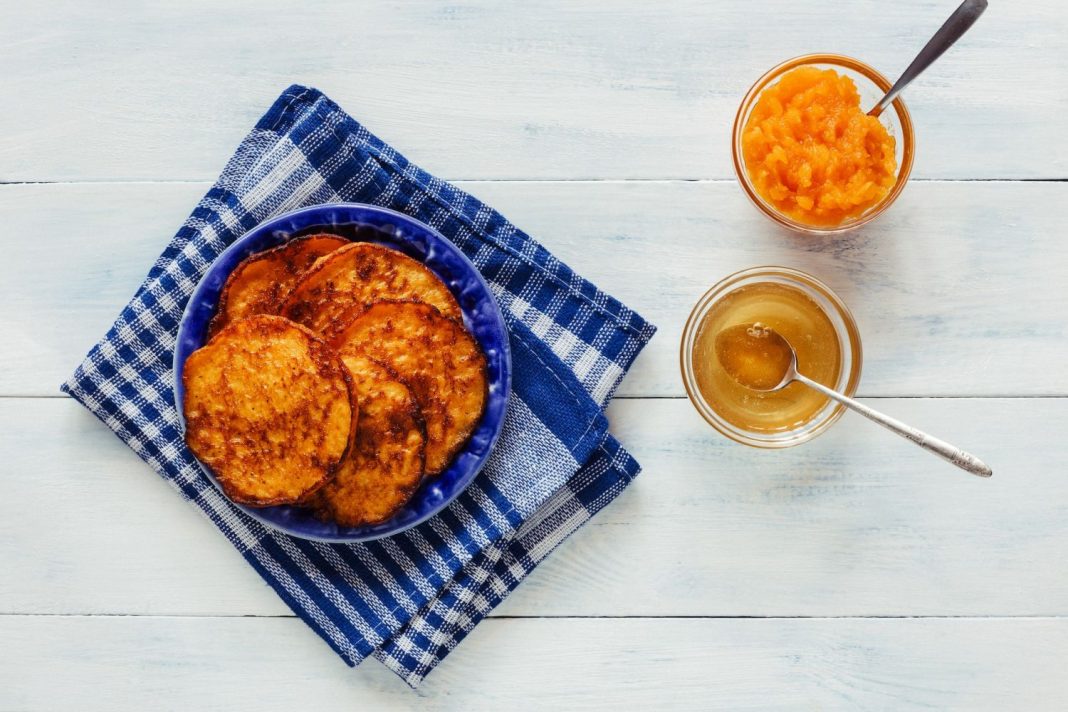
[741,66,897,227]
[690,281,842,433]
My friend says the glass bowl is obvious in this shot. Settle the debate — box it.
[732,54,915,235]
[680,266,863,448]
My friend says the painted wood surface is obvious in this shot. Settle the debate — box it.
[1,1,1065,182]
[2,180,1066,398]
[3,0,1067,708]
[2,396,1064,619]
[4,616,1067,711]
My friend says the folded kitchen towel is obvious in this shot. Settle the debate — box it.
[62,85,655,687]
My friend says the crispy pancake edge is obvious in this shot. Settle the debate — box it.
[206,234,350,340]
[278,242,463,335]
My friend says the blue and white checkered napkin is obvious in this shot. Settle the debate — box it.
[62,85,655,686]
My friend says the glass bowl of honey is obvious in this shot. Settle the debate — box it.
[732,54,915,234]
[680,266,862,448]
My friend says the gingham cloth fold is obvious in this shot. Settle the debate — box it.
[62,85,655,687]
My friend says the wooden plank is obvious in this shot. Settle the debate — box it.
[471,179,1068,399]
[3,397,1065,618]
[1,1,1064,181]
[0,182,207,397]
[0,399,289,617]
[3,180,1065,398]
[501,396,1068,617]
[2,615,1066,710]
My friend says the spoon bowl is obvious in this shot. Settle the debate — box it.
[714,322,796,392]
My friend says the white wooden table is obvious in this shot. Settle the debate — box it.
[3,1,1067,709]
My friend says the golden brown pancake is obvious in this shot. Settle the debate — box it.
[310,352,426,527]
[280,242,462,337]
[207,234,349,339]
[331,301,487,476]
[182,315,355,506]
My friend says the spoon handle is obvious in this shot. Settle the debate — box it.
[868,0,988,117]
[794,373,992,478]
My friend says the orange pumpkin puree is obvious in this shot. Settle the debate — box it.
[742,66,897,227]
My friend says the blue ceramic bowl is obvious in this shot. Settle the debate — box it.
[174,203,511,543]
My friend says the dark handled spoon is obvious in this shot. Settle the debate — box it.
[868,0,988,117]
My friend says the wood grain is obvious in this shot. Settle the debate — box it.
[3,615,1066,710]
[4,1,1067,705]
[4,396,1064,618]
[4,180,1064,398]
[1,1,1064,182]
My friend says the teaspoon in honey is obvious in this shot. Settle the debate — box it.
[715,323,992,478]
[868,0,988,118]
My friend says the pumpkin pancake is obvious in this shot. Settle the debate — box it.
[331,300,487,476]
[280,242,462,337]
[182,315,355,506]
[310,352,426,527]
[207,234,349,339]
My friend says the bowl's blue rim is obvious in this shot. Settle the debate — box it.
[172,202,512,543]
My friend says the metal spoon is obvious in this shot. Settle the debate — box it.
[868,0,988,117]
[715,323,992,477]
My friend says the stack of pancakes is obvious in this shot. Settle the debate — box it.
[182,235,488,527]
